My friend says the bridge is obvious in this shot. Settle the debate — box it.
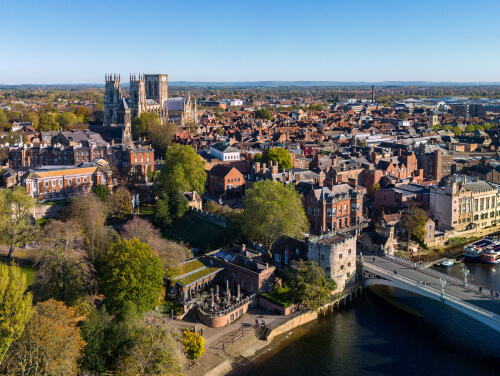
[359,255,500,332]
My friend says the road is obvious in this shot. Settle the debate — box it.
[363,256,500,316]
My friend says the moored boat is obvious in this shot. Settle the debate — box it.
[480,247,500,264]
[441,259,454,267]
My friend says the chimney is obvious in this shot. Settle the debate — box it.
[396,148,402,157]
[272,161,278,174]
[262,163,267,171]
[255,162,261,174]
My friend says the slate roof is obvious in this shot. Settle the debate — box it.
[463,181,495,193]
[165,98,185,111]
[209,164,239,178]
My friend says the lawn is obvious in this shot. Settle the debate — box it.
[166,213,228,252]
[261,287,295,308]
[0,246,39,287]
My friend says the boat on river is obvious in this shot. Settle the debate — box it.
[480,247,500,264]
[463,237,499,260]
[441,260,454,267]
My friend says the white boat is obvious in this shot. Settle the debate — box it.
[441,260,454,267]
[463,244,482,259]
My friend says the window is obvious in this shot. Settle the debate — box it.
[320,254,325,261]
[233,272,237,278]
[44,181,49,188]
[275,254,281,262]
[141,158,144,163]
[284,251,289,265]
[134,158,138,163]
[348,262,351,267]
[77,178,80,184]
[296,248,300,255]
[338,205,342,214]
[147,157,150,162]
[59,179,63,186]
[348,249,352,255]
[339,254,342,259]
[344,204,348,212]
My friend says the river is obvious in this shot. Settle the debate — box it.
[230,260,500,376]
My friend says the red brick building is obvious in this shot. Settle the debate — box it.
[304,184,363,234]
[127,146,154,177]
[207,164,245,198]
[21,164,113,202]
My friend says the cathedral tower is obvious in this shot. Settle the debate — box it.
[103,74,123,126]
[129,73,146,119]
[144,74,168,107]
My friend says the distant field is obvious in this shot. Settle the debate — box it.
[166,213,228,251]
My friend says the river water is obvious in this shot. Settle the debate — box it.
[230,260,500,376]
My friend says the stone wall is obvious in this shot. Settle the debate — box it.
[190,208,227,228]
[258,296,295,316]
[33,203,66,219]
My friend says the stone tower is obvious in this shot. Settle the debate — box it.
[103,74,123,126]
[129,74,146,119]
[144,74,168,107]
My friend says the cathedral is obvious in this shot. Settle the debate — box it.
[103,73,197,144]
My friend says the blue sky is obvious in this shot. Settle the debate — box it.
[1,0,499,84]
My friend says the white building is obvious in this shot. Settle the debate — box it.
[209,142,241,162]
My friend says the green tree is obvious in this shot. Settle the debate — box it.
[0,263,33,364]
[284,260,337,311]
[168,190,189,220]
[132,112,159,139]
[183,329,205,361]
[56,112,79,129]
[242,180,309,249]
[153,194,172,230]
[147,121,177,157]
[254,108,273,120]
[38,112,59,131]
[23,111,39,128]
[92,184,110,201]
[0,187,37,259]
[158,144,206,195]
[100,238,164,315]
[33,220,97,306]
[215,127,225,136]
[254,148,293,169]
[1,299,85,376]
[401,201,428,250]
[453,126,462,136]
[465,125,476,133]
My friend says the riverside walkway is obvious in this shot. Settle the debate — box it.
[360,255,500,332]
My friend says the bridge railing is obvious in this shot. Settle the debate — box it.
[381,255,496,297]
[363,263,500,323]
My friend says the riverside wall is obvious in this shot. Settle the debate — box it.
[190,208,228,228]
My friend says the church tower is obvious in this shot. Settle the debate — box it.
[144,74,168,107]
[103,74,123,126]
[129,74,146,120]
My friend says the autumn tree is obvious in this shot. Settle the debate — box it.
[122,217,188,268]
[254,147,293,169]
[0,187,37,259]
[33,220,97,306]
[119,317,185,376]
[0,263,33,364]
[241,180,309,249]
[283,260,336,311]
[369,182,380,198]
[401,201,428,250]
[64,193,110,263]
[107,187,132,218]
[1,299,85,376]
[183,329,205,361]
[100,238,164,315]
[158,144,206,195]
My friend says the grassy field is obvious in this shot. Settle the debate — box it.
[0,246,39,287]
[166,213,228,252]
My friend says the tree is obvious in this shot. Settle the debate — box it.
[33,220,97,306]
[254,108,272,120]
[241,180,309,250]
[0,263,33,364]
[0,187,37,259]
[100,238,164,315]
[183,329,205,361]
[168,190,189,220]
[401,201,428,251]
[283,260,336,311]
[254,148,293,169]
[465,125,476,133]
[453,126,462,136]
[398,112,409,120]
[56,112,79,130]
[64,194,110,263]
[158,144,206,196]
[122,217,188,268]
[23,111,39,128]
[153,194,172,230]
[107,187,132,218]
[92,184,110,201]
[147,121,177,157]
[215,127,225,136]
[38,112,59,131]
[1,299,85,376]
[132,112,159,140]
[119,317,185,376]
[369,182,380,198]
